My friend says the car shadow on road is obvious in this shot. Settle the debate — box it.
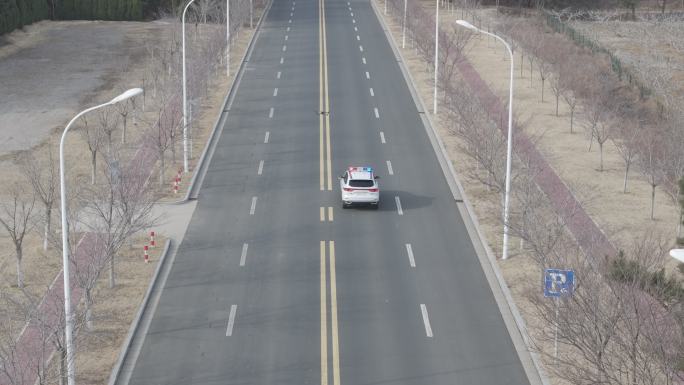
[342,190,434,213]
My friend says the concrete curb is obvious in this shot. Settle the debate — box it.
[370,3,550,385]
[171,0,274,204]
[107,239,172,385]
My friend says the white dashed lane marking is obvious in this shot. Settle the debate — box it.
[359,45,363,52]
[258,160,264,175]
[405,244,416,267]
[386,160,393,175]
[362,57,366,64]
[226,305,238,336]
[264,131,270,143]
[374,107,379,118]
[269,107,274,118]
[273,88,279,96]
[277,71,281,79]
[420,304,433,337]
[395,196,403,215]
[240,243,249,266]
[369,88,374,96]
[365,71,370,79]
[380,131,386,143]
[250,197,258,215]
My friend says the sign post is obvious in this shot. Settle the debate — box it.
[543,268,575,364]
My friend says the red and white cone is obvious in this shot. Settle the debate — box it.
[144,245,149,263]
[173,177,179,194]
[150,231,156,248]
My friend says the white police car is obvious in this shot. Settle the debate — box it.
[339,166,380,208]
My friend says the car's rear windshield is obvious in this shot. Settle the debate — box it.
[349,180,374,188]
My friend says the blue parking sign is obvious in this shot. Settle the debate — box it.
[544,269,575,297]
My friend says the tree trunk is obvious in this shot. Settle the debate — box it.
[121,115,127,144]
[91,150,97,184]
[520,52,524,78]
[109,255,115,288]
[623,162,630,193]
[555,93,559,116]
[570,107,574,134]
[599,142,604,171]
[16,246,23,288]
[651,184,656,220]
[541,77,545,102]
[85,288,93,330]
[44,205,52,251]
[159,152,166,187]
[59,348,66,385]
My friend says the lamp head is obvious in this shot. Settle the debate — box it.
[455,20,477,31]
[110,88,143,104]
[670,249,684,263]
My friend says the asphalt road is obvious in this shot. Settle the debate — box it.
[125,0,534,384]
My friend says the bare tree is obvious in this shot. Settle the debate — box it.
[146,86,183,188]
[0,183,36,288]
[97,108,119,155]
[637,124,666,220]
[78,115,105,185]
[611,111,643,193]
[19,147,58,252]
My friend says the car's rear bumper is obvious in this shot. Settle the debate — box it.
[342,193,379,204]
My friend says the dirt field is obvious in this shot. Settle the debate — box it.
[0,12,261,384]
[571,19,684,104]
[377,2,681,383]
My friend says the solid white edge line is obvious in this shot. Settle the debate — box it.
[370,88,374,96]
[406,244,416,267]
[226,305,238,336]
[395,196,403,215]
[374,107,379,118]
[264,131,270,143]
[386,160,393,175]
[258,160,264,175]
[277,71,281,79]
[240,243,249,266]
[273,88,279,96]
[380,131,386,143]
[250,196,258,215]
[420,304,433,337]
[269,107,274,118]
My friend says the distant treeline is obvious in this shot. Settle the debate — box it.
[0,0,183,36]
[0,0,49,35]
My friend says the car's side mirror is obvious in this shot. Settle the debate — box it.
[338,175,344,179]
[374,176,380,179]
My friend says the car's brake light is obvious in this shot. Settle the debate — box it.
[369,188,378,192]
[343,188,354,192]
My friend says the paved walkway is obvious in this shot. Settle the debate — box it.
[456,58,616,260]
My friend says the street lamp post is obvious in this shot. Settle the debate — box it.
[59,88,142,385]
[433,0,439,115]
[456,19,515,260]
[182,0,197,174]
[402,0,407,49]
[226,0,230,77]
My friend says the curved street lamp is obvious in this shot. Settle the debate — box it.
[456,19,515,260]
[59,87,143,385]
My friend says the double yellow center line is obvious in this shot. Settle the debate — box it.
[319,0,332,191]
[320,241,340,385]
